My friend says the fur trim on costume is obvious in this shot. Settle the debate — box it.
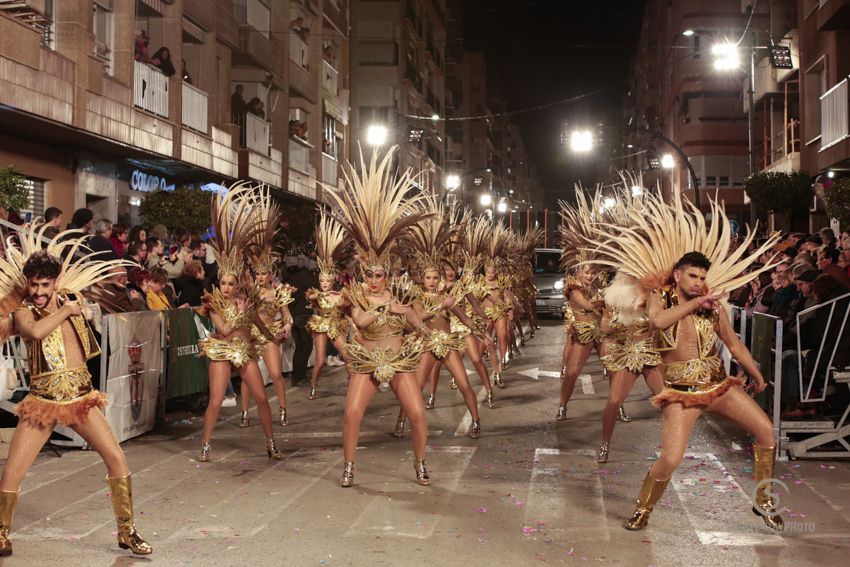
[651,377,745,408]
[16,391,107,429]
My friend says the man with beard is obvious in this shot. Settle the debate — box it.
[624,252,782,532]
[0,252,152,556]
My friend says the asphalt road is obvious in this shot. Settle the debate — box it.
[2,320,849,566]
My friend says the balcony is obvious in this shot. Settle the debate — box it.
[322,60,338,95]
[321,152,339,187]
[183,0,215,32]
[323,0,347,34]
[820,78,848,151]
[133,61,169,118]
[290,34,309,70]
[818,0,850,30]
[181,82,208,134]
[757,120,800,172]
[242,113,270,155]
[289,137,311,174]
[289,34,316,101]
[236,25,276,72]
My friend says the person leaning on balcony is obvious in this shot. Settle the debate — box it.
[150,47,175,77]
[231,84,247,122]
[134,29,150,62]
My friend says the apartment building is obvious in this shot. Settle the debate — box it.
[625,0,755,220]
[0,0,349,226]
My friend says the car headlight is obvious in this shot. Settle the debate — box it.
[554,279,564,291]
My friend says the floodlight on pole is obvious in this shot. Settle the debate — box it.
[682,29,695,37]
[569,130,594,153]
[497,201,508,213]
[446,174,461,190]
[366,124,388,146]
[712,41,740,70]
[480,193,492,207]
[660,153,675,169]
[431,113,440,121]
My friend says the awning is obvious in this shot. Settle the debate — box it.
[182,17,206,43]
[324,98,348,126]
[139,0,165,15]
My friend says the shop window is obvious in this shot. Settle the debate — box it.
[19,178,46,222]
[93,1,115,75]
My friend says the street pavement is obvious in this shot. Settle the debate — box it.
[2,320,850,566]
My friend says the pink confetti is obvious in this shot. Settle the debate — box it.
[476,506,488,513]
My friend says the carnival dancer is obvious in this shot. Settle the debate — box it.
[196,182,285,463]
[326,147,433,487]
[0,225,151,556]
[391,199,488,439]
[239,186,294,427]
[306,211,351,400]
[481,223,514,383]
[586,190,783,530]
[511,228,542,344]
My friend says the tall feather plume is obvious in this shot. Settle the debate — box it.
[558,185,603,271]
[209,181,261,279]
[324,146,432,270]
[404,194,456,275]
[315,208,348,280]
[461,214,492,273]
[244,183,283,273]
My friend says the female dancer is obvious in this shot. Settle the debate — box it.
[306,211,350,400]
[196,183,284,462]
[481,224,514,381]
[326,148,432,487]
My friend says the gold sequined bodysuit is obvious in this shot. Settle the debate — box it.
[199,288,264,367]
[600,309,661,373]
[253,283,295,340]
[306,290,350,340]
[417,290,466,359]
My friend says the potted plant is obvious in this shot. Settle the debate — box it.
[0,165,29,221]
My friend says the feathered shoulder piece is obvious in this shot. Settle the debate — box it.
[315,209,347,282]
[585,187,780,295]
[209,181,260,280]
[0,223,130,315]
[325,146,431,273]
[245,183,282,274]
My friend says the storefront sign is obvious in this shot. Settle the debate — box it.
[130,169,171,192]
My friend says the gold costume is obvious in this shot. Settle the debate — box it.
[417,289,467,358]
[15,295,107,428]
[600,310,661,373]
[650,287,743,407]
[345,335,424,385]
[252,283,295,344]
[199,289,264,367]
[306,290,350,340]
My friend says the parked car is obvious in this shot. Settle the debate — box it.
[532,248,565,317]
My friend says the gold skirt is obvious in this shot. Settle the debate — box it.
[484,302,509,322]
[450,315,470,337]
[570,319,600,345]
[199,336,264,368]
[422,329,467,359]
[17,367,107,429]
[651,355,744,407]
[344,335,423,387]
[251,320,286,345]
[563,302,575,334]
[600,338,661,373]
[307,314,350,340]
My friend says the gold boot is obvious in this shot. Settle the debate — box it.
[753,446,784,531]
[392,416,406,438]
[340,461,355,487]
[414,459,431,486]
[555,404,567,421]
[0,490,18,557]
[624,472,669,530]
[107,475,152,555]
[239,411,250,428]
[266,437,284,460]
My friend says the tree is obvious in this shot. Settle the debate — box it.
[824,177,850,230]
[0,165,30,215]
[139,187,212,234]
[743,171,812,213]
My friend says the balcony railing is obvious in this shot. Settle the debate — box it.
[321,153,338,186]
[820,77,848,151]
[133,60,169,118]
[242,113,270,155]
[322,60,339,95]
[289,138,310,174]
[757,119,800,170]
[289,34,309,70]
[181,82,208,133]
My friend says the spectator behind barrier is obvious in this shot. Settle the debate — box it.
[174,260,206,307]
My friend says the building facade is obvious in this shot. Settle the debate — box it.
[0,0,350,226]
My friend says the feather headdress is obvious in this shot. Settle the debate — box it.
[404,195,456,277]
[558,186,604,273]
[461,214,491,275]
[315,209,347,282]
[324,146,431,273]
[209,181,260,280]
[245,183,283,274]
[484,222,512,272]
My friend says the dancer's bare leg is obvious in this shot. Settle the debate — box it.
[390,373,428,460]
[202,361,231,443]
[239,362,275,439]
[342,373,380,461]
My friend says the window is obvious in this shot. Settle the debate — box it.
[358,41,399,65]
[719,176,730,186]
[706,175,717,186]
[19,178,45,222]
[42,0,56,49]
[323,113,342,158]
[93,1,114,74]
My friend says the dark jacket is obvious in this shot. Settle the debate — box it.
[285,268,318,324]
[175,276,205,307]
[87,235,119,261]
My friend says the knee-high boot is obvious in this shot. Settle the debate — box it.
[107,474,152,555]
[753,446,785,530]
[0,490,18,556]
[624,471,669,530]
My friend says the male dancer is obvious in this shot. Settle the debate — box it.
[0,252,152,555]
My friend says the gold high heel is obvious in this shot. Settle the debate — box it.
[449,377,458,389]
[753,446,784,530]
[597,442,610,463]
[617,407,631,423]
[624,472,669,530]
[425,394,435,409]
[493,373,505,389]
[340,461,355,487]
[266,437,284,460]
[414,459,431,486]
[239,411,250,428]
[392,416,406,438]
[107,475,152,555]
[0,490,18,557]
[198,441,211,462]
[486,390,495,408]
[279,407,288,426]
[555,404,567,421]
[308,386,317,400]
[470,419,481,439]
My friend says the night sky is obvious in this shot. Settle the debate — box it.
[462,0,646,207]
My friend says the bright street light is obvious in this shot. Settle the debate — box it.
[497,201,508,213]
[366,124,388,146]
[480,193,492,207]
[660,153,675,169]
[431,113,440,121]
[446,174,461,190]
[569,130,594,153]
[682,29,695,37]
[712,41,740,70]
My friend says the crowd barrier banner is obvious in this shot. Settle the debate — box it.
[102,311,164,443]
[164,309,213,400]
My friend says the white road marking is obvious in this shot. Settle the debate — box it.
[517,367,561,380]
[453,385,488,437]
[344,446,476,539]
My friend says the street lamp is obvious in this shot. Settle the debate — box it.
[569,130,594,153]
[480,193,492,207]
[660,153,675,169]
[366,124,388,146]
[711,41,740,71]
[682,29,695,37]
[497,201,508,213]
[446,174,461,190]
